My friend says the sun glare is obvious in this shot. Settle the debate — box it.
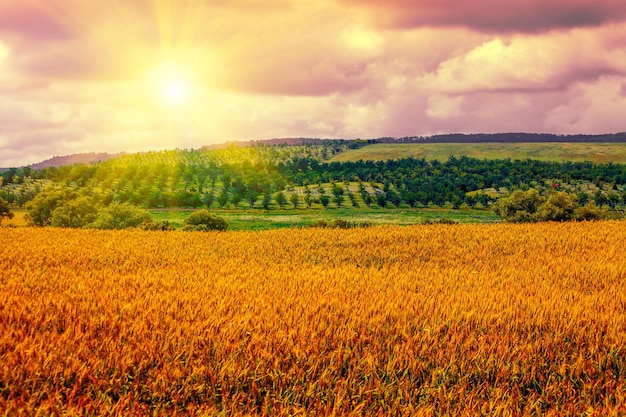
[149,62,194,107]
[162,80,190,105]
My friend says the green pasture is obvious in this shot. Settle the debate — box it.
[150,207,500,231]
[330,142,626,163]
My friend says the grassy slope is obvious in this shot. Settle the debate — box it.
[330,142,626,163]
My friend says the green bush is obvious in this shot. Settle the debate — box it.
[575,204,608,221]
[88,203,152,229]
[25,189,77,226]
[493,190,591,223]
[51,196,98,228]
[307,220,328,228]
[420,218,458,225]
[140,220,174,231]
[183,210,228,231]
[0,195,13,225]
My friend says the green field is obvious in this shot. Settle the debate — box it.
[330,142,626,163]
[3,205,501,231]
[150,207,500,231]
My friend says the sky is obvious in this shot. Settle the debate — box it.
[1,0,626,167]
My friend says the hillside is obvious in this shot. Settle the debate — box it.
[5,132,626,172]
[329,142,626,164]
[28,152,122,170]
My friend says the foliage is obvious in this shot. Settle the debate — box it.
[25,189,77,226]
[575,204,609,221]
[88,203,152,230]
[0,195,13,225]
[51,196,99,228]
[1,223,626,414]
[182,210,228,231]
[420,218,459,225]
[139,220,174,231]
[274,192,287,209]
[492,189,612,223]
[492,189,544,222]
[536,192,578,222]
[6,144,626,214]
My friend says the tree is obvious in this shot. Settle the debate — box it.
[289,193,300,209]
[231,193,242,209]
[246,189,258,209]
[217,192,230,208]
[51,196,98,228]
[376,193,388,208]
[319,195,330,208]
[536,192,577,222]
[492,189,544,222]
[575,204,608,221]
[464,194,478,209]
[25,189,76,226]
[304,193,313,209]
[0,195,14,225]
[333,193,344,207]
[262,193,272,210]
[182,210,228,231]
[88,203,152,229]
[204,191,216,209]
[274,192,287,209]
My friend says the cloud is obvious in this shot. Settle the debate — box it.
[421,27,626,94]
[338,0,626,33]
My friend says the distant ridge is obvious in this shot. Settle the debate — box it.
[28,152,122,170]
[5,132,626,171]
[374,132,626,143]
[212,133,626,147]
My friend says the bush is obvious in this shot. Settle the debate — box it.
[307,220,328,228]
[331,219,351,229]
[140,220,174,231]
[51,196,98,228]
[536,192,577,222]
[0,195,14,225]
[88,203,152,229]
[25,189,77,226]
[575,204,608,221]
[492,189,543,221]
[421,218,458,225]
[493,190,586,223]
[183,210,228,231]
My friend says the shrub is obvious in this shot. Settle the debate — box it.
[575,204,608,221]
[421,218,458,225]
[0,195,14,225]
[308,220,328,228]
[88,203,152,229]
[140,220,174,231]
[183,210,228,231]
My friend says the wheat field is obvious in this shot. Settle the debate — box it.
[1,223,625,415]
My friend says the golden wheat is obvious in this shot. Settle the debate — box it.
[1,222,625,415]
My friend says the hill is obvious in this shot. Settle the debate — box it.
[5,132,626,172]
[329,142,626,164]
[27,152,122,170]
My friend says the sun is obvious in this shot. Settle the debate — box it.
[162,80,190,106]
[149,62,194,107]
